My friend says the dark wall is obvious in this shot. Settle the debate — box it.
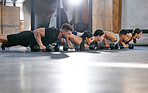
[34,0,57,28]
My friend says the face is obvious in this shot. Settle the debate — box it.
[98,34,105,42]
[136,32,142,39]
[86,37,94,45]
[123,34,129,42]
[62,30,72,38]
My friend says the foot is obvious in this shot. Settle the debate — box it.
[1,42,9,50]
[1,43,6,50]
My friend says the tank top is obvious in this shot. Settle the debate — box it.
[41,28,60,46]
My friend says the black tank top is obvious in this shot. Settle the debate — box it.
[41,28,60,46]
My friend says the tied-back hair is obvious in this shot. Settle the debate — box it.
[132,28,142,43]
[94,29,104,36]
[80,31,93,51]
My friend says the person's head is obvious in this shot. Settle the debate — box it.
[81,31,93,45]
[119,29,129,42]
[61,23,74,37]
[132,28,142,39]
[94,29,105,42]
[131,28,142,43]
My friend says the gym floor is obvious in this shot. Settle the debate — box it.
[0,46,148,93]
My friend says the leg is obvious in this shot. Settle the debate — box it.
[0,34,8,43]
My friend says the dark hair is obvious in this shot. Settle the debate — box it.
[81,31,93,40]
[132,28,142,35]
[80,31,93,51]
[132,28,142,43]
[61,23,74,31]
[94,29,104,36]
[119,29,129,36]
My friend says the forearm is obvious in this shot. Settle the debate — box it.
[121,42,129,48]
[95,41,99,48]
[103,38,109,45]
[121,42,126,46]
[34,31,44,46]
[66,38,72,48]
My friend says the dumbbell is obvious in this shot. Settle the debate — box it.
[46,45,52,52]
[119,44,125,49]
[110,43,115,50]
[54,43,60,51]
[89,43,95,50]
[63,45,68,51]
[99,43,105,49]
[32,45,40,52]
[129,44,134,49]
[115,43,119,49]
[74,45,80,51]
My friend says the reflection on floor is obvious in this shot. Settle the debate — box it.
[0,46,148,93]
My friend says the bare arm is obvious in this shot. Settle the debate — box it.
[66,38,74,49]
[121,42,128,48]
[103,37,110,48]
[65,35,74,49]
[33,28,46,51]
[104,31,117,42]
[95,41,99,49]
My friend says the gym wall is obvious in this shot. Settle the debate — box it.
[92,0,121,34]
[92,0,113,33]
[122,0,148,29]
[0,6,20,35]
[122,0,148,45]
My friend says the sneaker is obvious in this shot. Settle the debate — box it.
[1,42,9,50]
[1,43,6,50]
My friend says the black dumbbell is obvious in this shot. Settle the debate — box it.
[46,45,52,52]
[115,43,119,49]
[110,43,115,50]
[63,45,68,51]
[119,44,125,49]
[32,45,40,52]
[74,45,80,51]
[129,44,134,49]
[89,43,95,50]
[54,44,60,51]
[99,43,105,49]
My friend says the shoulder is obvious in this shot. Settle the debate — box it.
[45,28,60,32]
[104,31,112,34]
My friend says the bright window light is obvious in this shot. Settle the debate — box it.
[68,0,82,6]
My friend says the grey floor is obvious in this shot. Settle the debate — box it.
[0,46,148,93]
